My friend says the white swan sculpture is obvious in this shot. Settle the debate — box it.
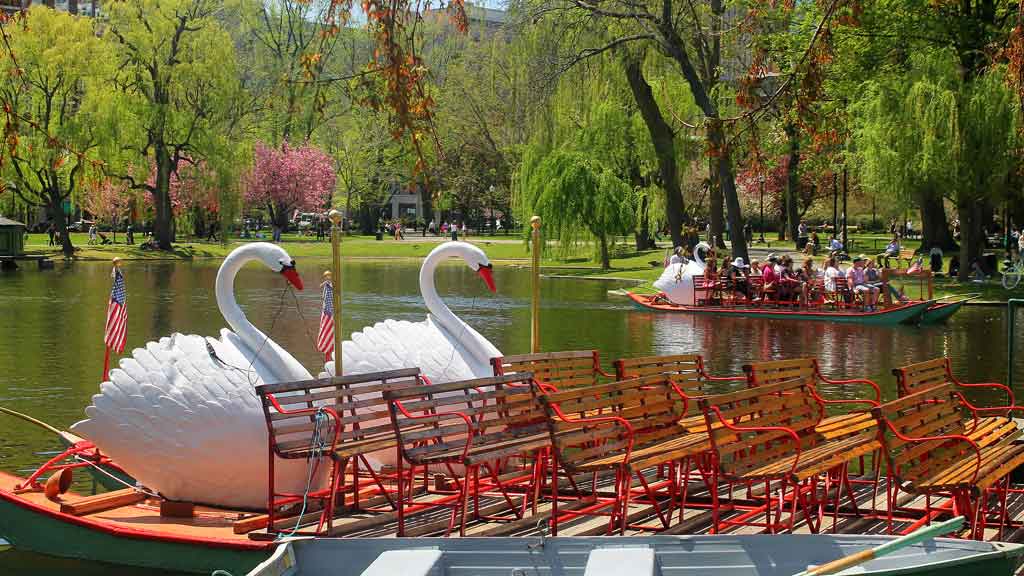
[70,243,317,509]
[653,241,710,305]
[324,241,501,383]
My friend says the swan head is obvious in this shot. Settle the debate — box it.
[254,243,304,290]
[432,241,496,293]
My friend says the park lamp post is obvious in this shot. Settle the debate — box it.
[758,173,766,244]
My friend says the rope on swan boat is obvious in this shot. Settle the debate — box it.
[206,285,292,388]
[278,406,333,540]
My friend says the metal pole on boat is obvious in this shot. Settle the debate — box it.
[1010,299,1022,390]
[531,215,541,354]
[329,209,343,375]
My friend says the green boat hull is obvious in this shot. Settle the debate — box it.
[918,300,967,325]
[628,292,934,326]
[0,493,270,575]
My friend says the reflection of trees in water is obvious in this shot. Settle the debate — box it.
[648,309,1013,401]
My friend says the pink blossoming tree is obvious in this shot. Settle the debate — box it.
[82,179,132,241]
[244,141,336,230]
[146,159,222,238]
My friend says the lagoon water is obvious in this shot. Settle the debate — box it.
[0,257,1022,574]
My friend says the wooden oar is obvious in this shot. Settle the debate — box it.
[793,516,966,576]
[0,406,83,445]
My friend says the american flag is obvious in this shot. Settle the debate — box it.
[316,280,334,355]
[104,267,128,354]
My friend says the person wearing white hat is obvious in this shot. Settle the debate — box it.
[724,257,751,300]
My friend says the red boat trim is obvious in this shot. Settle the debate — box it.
[626,291,931,317]
[0,473,271,552]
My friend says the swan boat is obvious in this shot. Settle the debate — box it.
[626,291,937,325]
[240,534,1024,576]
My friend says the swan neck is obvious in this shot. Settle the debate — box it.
[216,247,268,352]
[419,244,494,365]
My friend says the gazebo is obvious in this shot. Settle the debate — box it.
[0,216,26,257]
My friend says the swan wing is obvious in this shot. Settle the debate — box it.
[71,332,315,509]
[322,318,483,384]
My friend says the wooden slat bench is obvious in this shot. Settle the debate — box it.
[744,358,881,442]
[384,372,551,536]
[255,368,423,536]
[893,357,1018,417]
[872,382,1024,539]
[491,350,613,391]
[699,375,880,534]
[534,374,704,535]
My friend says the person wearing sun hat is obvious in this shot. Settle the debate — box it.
[723,256,751,299]
[846,254,879,311]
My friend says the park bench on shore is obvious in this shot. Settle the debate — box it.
[699,375,880,535]
[533,374,704,535]
[384,372,551,537]
[873,382,1024,539]
[256,368,422,536]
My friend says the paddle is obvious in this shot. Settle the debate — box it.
[792,516,966,576]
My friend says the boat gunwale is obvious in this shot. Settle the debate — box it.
[626,292,934,321]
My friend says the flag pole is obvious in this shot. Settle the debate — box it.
[328,209,343,375]
[102,257,122,382]
[530,216,541,354]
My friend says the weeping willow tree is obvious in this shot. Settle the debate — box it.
[853,52,1018,279]
[516,55,689,267]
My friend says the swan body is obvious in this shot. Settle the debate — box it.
[71,243,315,510]
[324,241,501,384]
[653,241,710,306]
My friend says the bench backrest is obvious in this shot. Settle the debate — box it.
[614,354,719,408]
[383,373,543,466]
[892,358,949,396]
[743,358,816,388]
[871,383,970,485]
[256,368,422,459]
[699,375,822,479]
[534,375,687,474]
[492,350,604,391]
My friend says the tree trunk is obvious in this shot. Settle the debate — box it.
[623,57,684,249]
[708,157,725,248]
[50,193,73,257]
[778,200,787,241]
[152,147,174,250]
[708,121,747,262]
[917,187,954,250]
[599,233,610,269]
[783,122,800,245]
[67,0,77,14]
[634,194,650,251]
[956,194,985,281]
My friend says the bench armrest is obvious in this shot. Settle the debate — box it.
[264,393,341,453]
[815,372,882,404]
[706,405,802,477]
[391,399,476,463]
[954,380,1016,407]
[884,420,981,485]
[547,402,635,466]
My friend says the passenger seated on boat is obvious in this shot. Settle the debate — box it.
[866,258,907,303]
[778,256,801,302]
[803,230,820,255]
[723,257,751,300]
[796,258,817,306]
[846,255,880,311]
[760,255,779,301]
[669,245,685,265]
[823,257,843,303]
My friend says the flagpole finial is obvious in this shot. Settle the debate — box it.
[112,257,122,267]
[323,270,332,279]
[328,209,342,226]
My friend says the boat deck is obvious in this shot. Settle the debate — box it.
[0,471,267,550]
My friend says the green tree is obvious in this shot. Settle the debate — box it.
[853,52,1018,280]
[0,7,107,256]
[95,0,242,250]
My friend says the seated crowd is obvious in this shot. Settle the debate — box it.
[696,248,905,311]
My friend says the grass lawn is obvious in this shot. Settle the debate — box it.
[20,231,1024,302]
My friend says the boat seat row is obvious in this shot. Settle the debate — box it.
[253,351,1021,539]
